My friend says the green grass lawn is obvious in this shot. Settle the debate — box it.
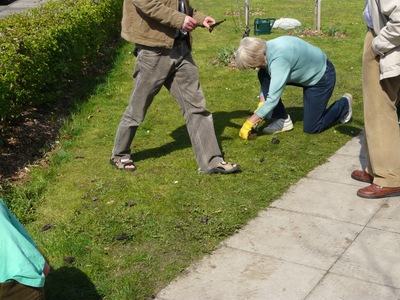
[2,0,366,299]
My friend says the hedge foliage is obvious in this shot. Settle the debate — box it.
[0,0,123,120]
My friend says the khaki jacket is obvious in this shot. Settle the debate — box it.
[368,0,400,79]
[121,0,207,49]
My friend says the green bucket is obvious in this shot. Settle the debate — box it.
[254,18,276,35]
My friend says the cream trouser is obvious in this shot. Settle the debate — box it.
[362,30,400,187]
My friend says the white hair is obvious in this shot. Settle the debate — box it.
[235,37,266,70]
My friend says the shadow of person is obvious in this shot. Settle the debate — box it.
[132,109,250,163]
[45,266,104,300]
[357,131,368,170]
[131,106,363,163]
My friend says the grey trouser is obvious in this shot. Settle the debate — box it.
[111,39,223,172]
[362,30,400,187]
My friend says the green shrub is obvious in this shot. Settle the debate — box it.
[0,0,122,121]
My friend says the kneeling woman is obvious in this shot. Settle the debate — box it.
[235,36,352,139]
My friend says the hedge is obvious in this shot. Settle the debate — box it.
[0,0,123,121]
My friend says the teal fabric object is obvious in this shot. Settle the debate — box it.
[0,199,46,288]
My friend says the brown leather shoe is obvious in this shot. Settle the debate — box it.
[357,183,400,199]
[351,170,373,183]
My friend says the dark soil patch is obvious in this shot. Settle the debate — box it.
[0,38,121,187]
[0,103,68,184]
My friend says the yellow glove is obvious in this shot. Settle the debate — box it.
[255,101,264,112]
[239,120,255,140]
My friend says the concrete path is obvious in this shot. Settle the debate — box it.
[0,0,43,19]
[157,133,400,300]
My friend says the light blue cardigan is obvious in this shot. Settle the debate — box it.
[255,36,327,119]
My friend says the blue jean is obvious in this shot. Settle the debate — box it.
[258,59,349,133]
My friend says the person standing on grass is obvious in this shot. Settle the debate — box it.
[0,198,50,300]
[109,0,240,174]
[351,0,400,198]
[234,36,352,139]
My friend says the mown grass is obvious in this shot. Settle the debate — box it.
[2,0,365,299]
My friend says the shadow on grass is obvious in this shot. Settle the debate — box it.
[132,106,361,163]
[0,39,124,186]
[132,109,249,163]
[45,266,104,300]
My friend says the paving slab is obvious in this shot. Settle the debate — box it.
[157,247,325,300]
[0,0,44,18]
[224,208,363,270]
[306,152,368,187]
[331,227,400,288]
[307,273,400,299]
[335,132,366,158]
[367,198,400,233]
[271,178,384,225]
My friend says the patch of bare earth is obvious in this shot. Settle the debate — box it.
[0,39,120,187]
[0,104,67,185]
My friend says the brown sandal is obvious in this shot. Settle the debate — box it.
[206,161,240,174]
[110,158,136,172]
